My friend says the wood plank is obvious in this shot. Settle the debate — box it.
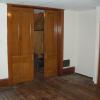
[8,4,63,10]
[0,79,9,86]
[0,74,100,100]
[7,7,34,84]
[62,67,75,75]
[97,24,100,87]
[44,10,58,78]
[57,10,64,75]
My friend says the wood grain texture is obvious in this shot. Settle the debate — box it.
[98,24,100,87]
[7,7,34,84]
[98,46,100,87]
[7,5,64,84]
[0,74,100,100]
[0,79,9,86]
[57,10,64,75]
[44,10,58,78]
[62,67,75,75]
[7,6,13,85]
[8,4,63,11]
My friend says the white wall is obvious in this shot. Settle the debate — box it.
[93,7,100,83]
[0,3,8,79]
[76,10,96,77]
[64,10,79,67]
[64,10,96,78]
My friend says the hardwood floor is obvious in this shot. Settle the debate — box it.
[0,74,100,100]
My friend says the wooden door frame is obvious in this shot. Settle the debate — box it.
[57,10,64,75]
[97,24,100,87]
[98,52,100,87]
[7,4,63,11]
[7,6,13,85]
[7,4,64,84]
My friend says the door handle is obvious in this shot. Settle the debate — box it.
[30,24,32,38]
[18,24,20,40]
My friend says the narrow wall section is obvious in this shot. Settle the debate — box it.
[0,3,8,79]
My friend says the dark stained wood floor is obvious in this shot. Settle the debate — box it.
[0,74,100,100]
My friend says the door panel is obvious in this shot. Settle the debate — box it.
[12,56,33,84]
[19,9,34,83]
[44,10,58,78]
[44,56,57,77]
[20,10,34,56]
[8,7,34,84]
[9,10,21,56]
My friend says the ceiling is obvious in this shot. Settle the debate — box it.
[5,0,100,10]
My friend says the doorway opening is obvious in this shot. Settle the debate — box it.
[34,9,45,79]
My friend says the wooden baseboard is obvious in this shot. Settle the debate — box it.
[62,67,75,75]
[0,79,9,87]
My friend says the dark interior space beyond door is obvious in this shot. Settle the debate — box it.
[34,9,44,79]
